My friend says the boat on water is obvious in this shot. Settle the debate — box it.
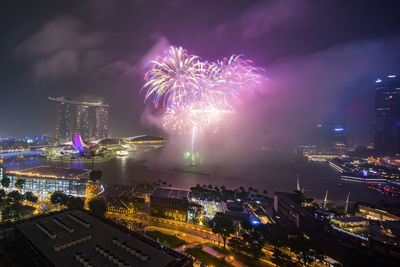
[116,150,129,156]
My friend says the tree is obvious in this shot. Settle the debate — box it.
[50,191,68,206]
[89,170,103,182]
[262,224,292,249]
[262,189,268,195]
[241,228,266,259]
[209,212,235,248]
[24,192,38,203]
[228,237,246,251]
[1,177,10,188]
[67,196,85,209]
[287,235,324,266]
[0,189,5,198]
[272,248,299,267]
[14,179,25,190]
[7,191,23,202]
[88,198,107,217]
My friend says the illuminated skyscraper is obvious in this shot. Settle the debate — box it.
[76,105,90,141]
[317,122,347,152]
[373,75,400,154]
[55,99,72,144]
[94,106,109,140]
[49,97,109,144]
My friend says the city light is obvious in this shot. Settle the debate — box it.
[2,2,400,267]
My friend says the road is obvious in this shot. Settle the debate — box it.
[106,211,276,266]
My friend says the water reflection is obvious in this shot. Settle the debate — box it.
[3,153,400,204]
[71,161,85,169]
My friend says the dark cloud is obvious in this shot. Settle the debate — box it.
[18,16,106,78]
[106,34,169,77]
[215,0,302,41]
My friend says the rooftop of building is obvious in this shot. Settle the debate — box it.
[151,187,189,200]
[331,216,369,223]
[15,209,187,267]
[7,166,89,180]
[274,191,305,205]
[225,200,244,212]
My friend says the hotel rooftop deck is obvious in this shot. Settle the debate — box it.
[151,187,189,200]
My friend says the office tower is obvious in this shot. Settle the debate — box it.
[55,99,72,144]
[332,124,347,151]
[374,75,400,154]
[94,106,109,140]
[76,105,90,141]
[317,122,347,152]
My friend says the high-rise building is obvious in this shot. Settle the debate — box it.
[93,106,109,140]
[55,100,72,144]
[316,122,347,152]
[49,97,109,144]
[373,75,400,154]
[76,104,90,141]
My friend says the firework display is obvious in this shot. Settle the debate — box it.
[142,45,264,135]
[141,45,263,165]
[142,46,204,108]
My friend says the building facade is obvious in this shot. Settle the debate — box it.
[374,75,400,154]
[150,187,189,222]
[76,104,90,141]
[55,101,72,144]
[3,166,89,199]
[93,106,109,140]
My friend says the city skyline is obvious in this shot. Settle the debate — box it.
[2,2,400,266]
[0,0,400,148]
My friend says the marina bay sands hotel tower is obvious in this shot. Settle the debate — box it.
[49,97,109,144]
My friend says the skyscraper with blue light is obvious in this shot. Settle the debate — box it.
[373,75,400,154]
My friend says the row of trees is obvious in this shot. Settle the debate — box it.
[0,189,38,220]
[209,212,324,266]
[238,222,324,266]
[1,177,26,190]
[190,184,269,202]
[49,191,107,217]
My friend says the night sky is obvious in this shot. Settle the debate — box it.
[1,0,400,147]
